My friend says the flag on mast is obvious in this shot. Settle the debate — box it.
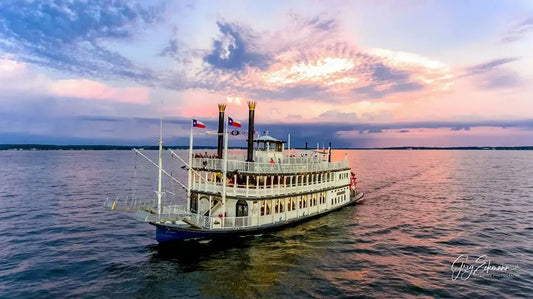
[228,117,242,128]
[192,119,206,128]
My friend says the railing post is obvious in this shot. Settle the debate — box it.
[246,175,249,197]
[271,175,274,195]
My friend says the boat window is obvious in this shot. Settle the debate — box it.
[260,202,265,216]
[236,200,248,217]
[190,192,198,212]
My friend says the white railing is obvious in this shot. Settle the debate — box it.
[192,179,350,198]
[191,157,348,174]
[104,196,156,212]
[134,201,333,230]
[135,206,211,228]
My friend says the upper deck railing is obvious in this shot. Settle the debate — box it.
[191,156,349,174]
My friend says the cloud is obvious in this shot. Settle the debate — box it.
[48,79,150,104]
[450,126,470,131]
[0,58,149,104]
[367,129,383,133]
[465,57,518,75]
[1,5,454,102]
[318,110,358,121]
[3,107,533,147]
[204,22,272,71]
[195,14,453,102]
[500,17,533,44]
[0,0,163,82]
[287,114,302,119]
[463,57,521,89]
[306,15,337,31]
[159,38,180,57]
[351,81,424,99]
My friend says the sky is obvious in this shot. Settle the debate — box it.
[0,0,532,148]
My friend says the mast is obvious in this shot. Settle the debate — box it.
[221,118,229,226]
[157,101,163,215]
[187,123,193,212]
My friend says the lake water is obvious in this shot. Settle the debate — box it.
[0,150,532,298]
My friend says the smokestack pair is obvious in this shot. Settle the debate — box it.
[216,101,256,162]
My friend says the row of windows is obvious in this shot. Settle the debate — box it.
[194,171,346,187]
[339,171,349,180]
[260,192,328,216]
[332,192,348,205]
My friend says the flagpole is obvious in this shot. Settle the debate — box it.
[187,122,193,212]
[221,117,228,227]
[156,101,163,215]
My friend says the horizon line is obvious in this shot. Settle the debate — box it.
[1,144,533,151]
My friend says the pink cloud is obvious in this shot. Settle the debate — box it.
[197,18,454,103]
[48,79,150,104]
[0,58,150,105]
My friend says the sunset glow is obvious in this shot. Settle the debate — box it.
[0,1,532,146]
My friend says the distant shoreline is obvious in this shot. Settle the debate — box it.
[1,144,532,151]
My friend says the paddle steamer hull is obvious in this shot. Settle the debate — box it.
[155,192,364,242]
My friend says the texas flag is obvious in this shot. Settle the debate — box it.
[192,119,206,128]
[228,117,242,128]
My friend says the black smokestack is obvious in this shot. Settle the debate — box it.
[305,142,308,150]
[217,104,226,158]
[247,100,256,162]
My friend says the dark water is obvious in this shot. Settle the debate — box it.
[0,150,532,298]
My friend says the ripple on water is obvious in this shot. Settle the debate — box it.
[0,150,532,298]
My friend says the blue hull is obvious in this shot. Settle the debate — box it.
[155,225,228,242]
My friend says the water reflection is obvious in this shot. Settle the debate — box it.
[143,211,358,298]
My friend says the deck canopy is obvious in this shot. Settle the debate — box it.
[253,134,286,152]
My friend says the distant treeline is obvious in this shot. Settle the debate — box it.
[1,144,533,151]
[0,144,216,151]
[376,146,533,150]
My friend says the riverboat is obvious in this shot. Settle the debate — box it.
[106,101,364,242]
